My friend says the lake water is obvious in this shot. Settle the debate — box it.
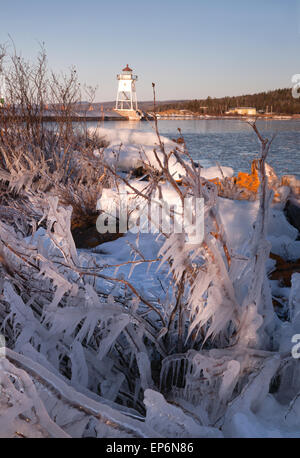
[92,119,300,179]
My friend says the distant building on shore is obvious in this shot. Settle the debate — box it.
[226,107,257,116]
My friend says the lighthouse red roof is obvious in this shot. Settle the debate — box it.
[122,64,132,72]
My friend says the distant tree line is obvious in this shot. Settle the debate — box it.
[157,88,300,115]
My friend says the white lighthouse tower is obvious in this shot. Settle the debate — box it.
[115,65,142,120]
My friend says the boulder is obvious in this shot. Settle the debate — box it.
[212,160,282,202]
[284,198,300,234]
[71,213,124,249]
[269,252,300,287]
[72,224,123,249]
[281,175,300,196]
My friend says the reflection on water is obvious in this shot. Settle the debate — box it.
[88,119,300,179]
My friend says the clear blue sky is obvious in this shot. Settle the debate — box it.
[1,0,299,102]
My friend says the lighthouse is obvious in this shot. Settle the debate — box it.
[114,65,142,120]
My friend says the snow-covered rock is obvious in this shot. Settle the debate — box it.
[92,126,234,181]
[200,166,234,180]
[144,390,223,438]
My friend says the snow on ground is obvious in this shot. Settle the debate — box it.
[223,398,300,438]
[201,166,234,180]
[91,126,234,180]
[88,127,300,438]
[94,126,297,261]
[97,179,299,262]
[217,197,299,257]
[86,232,166,302]
[4,127,300,438]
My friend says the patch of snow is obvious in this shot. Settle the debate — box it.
[200,166,234,180]
[92,126,234,180]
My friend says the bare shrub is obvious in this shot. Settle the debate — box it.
[0,43,107,236]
